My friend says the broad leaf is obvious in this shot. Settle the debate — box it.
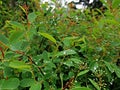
[9,61,31,71]
[0,78,19,90]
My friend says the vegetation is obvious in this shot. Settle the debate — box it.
[0,0,120,90]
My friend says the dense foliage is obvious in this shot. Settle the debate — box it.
[0,0,120,90]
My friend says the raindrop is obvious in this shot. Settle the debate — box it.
[44,72,46,75]
[35,62,38,64]
[94,67,97,71]
[63,51,66,55]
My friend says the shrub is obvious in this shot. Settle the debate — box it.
[0,0,120,90]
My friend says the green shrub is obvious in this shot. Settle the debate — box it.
[0,0,120,90]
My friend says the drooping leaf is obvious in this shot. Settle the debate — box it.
[72,87,92,90]
[0,78,20,90]
[89,78,100,90]
[39,32,56,43]
[9,61,31,71]
[77,70,89,77]
[28,12,37,23]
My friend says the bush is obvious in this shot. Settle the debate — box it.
[0,0,120,90]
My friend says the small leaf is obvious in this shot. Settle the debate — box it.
[39,32,56,43]
[28,12,37,23]
[30,83,42,90]
[0,78,20,90]
[9,61,31,71]
[72,87,92,90]
[77,70,89,77]
[55,49,77,57]
[89,78,100,90]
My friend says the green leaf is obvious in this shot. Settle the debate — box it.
[64,60,74,67]
[112,0,120,8]
[63,37,77,47]
[56,49,77,57]
[20,78,35,87]
[39,32,56,43]
[90,61,99,72]
[70,58,83,64]
[112,64,120,78]
[77,70,89,77]
[30,83,42,90]
[104,61,114,73]
[28,12,37,23]
[0,34,9,45]
[72,87,92,90]
[9,21,25,30]
[9,61,31,71]
[0,78,20,90]
[9,30,24,44]
[89,78,100,90]
[4,67,13,78]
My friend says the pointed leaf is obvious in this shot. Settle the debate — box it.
[89,78,100,90]
[39,32,56,43]
[9,61,31,71]
[112,64,120,78]
[104,61,114,73]
[56,49,77,57]
[77,70,89,77]
[72,87,92,90]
